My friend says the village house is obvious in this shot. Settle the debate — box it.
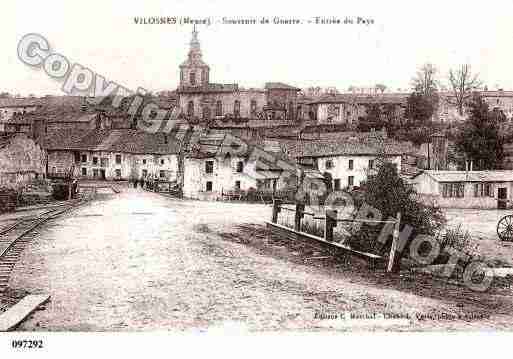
[282,138,404,190]
[0,98,41,130]
[45,128,181,182]
[412,170,513,209]
[0,132,46,189]
[308,93,407,127]
[182,131,303,200]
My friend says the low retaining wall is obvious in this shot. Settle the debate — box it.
[265,221,382,268]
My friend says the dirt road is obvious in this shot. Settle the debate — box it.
[6,188,513,331]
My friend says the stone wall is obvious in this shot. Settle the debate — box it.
[0,133,46,189]
[178,89,266,119]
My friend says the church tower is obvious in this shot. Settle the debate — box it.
[179,25,210,88]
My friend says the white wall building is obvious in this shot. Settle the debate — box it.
[412,170,513,209]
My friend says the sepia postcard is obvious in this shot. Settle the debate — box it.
[1,0,513,357]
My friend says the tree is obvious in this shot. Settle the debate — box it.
[357,103,383,131]
[407,63,440,124]
[349,161,445,272]
[405,92,436,127]
[411,63,439,96]
[375,84,387,94]
[455,94,504,170]
[448,64,482,116]
[0,92,11,98]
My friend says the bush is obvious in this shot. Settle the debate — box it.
[432,225,479,265]
[346,160,446,271]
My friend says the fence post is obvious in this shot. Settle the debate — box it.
[271,199,282,223]
[324,209,337,242]
[294,202,305,231]
[387,212,401,273]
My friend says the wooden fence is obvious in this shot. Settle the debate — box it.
[269,199,401,272]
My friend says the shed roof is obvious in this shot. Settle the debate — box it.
[413,170,513,182]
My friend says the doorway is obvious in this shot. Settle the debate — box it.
[100,169,106,180]
[498,187,508,209]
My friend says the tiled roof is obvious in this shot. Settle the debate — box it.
[24,112,98,123]
[209,119,297,129]
[265,82,300,91]
[45,128,181,154]
[414,170,513,182]
[281,139,406,158]
[186,130,294,167]
[0,98,41,108]
[309,94,408,105]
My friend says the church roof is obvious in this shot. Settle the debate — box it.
[265,82,301,91]
[177,83,239,94]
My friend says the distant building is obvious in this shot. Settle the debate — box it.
[45,128,182,182]
[0,98,41,128]
[0,132,46,189]
[435,90,513,123]
[412,170,513,209]
[176,28,300,123]
[308,94,407,127]
[282,137,404,190]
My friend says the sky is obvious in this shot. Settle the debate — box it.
[2,0,513,96]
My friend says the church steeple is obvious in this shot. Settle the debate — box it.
[179,25,210,88]
[190,24,200,54]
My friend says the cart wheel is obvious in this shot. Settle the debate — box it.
[497,215,513,241]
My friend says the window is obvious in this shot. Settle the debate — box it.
[473,183,492,197]
[190,71,196,86]
[325,160,334,170]
[288,101,294,120]
[187,101,194,117]
[250,100,257,116]
[215,100,222,116]
[160,159,165,165]
[202,106,210,120]
[81,167,87,176]
[235,180,241,190]
[115,154,122,164]
[74,152,80,163]
[206,181,213,192]
[81,154,87,163]
[234,100,240,117]
[334,178,341,191]
[93,169,99,177]
[236,161,244,173]
[159,170,165,178]
[369,159,375,169]
[348,176,354,187]
[142,169,148,178]
[92,157,98,165]
[442,182,465,198]
[205,160,214,174]
[348,159,354,170]
[142,159,147,165]
[115,169,121,178]
[100,158,108,168]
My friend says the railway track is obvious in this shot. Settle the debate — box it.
[0,199,85,293]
